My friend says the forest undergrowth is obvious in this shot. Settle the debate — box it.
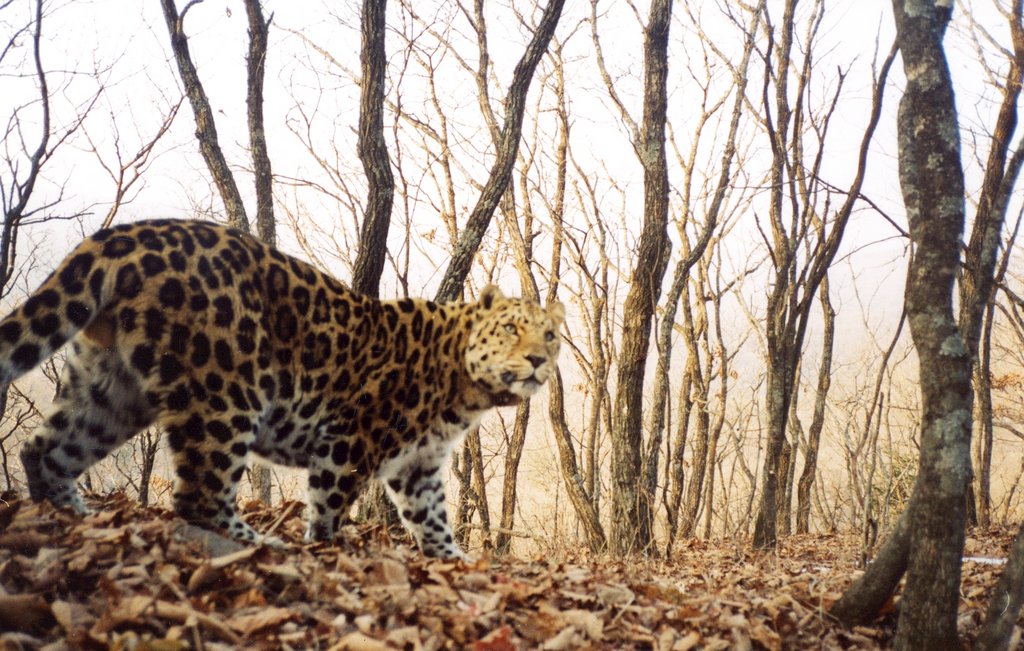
[0,491,1018,650]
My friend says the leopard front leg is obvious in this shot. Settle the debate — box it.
[380,454,466,560]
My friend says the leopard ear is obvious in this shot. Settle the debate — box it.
[547,301,565,325]
[479,285,505,309]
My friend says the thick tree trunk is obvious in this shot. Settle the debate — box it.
[887,2,972,648]
[608,0,672,558]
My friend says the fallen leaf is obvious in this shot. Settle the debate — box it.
[473,625,517,651]
[227,606,295,635]
[0,593,51,632]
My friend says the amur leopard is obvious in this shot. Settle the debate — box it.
[5,219,563,558]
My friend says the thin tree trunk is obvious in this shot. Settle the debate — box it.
[973,304,995,528]
[158,0,248,231]
[137,430,160,507]
[351,0,393,298]
[549,369,605,552]
[434,0,565,303]
[244,0,275,503]
[468,427,491,549]
[750,4,895,549]
[495,402,529,555]
[244,0,275,246]
[796,279,834,534]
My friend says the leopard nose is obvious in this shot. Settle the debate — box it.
[526,355,545,368]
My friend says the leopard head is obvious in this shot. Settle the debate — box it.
[465,285,565,406]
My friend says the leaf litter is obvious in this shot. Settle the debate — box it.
[0,491,1019,650]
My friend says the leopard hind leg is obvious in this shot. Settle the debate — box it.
[20,334,153,513]
[161,404,283,547]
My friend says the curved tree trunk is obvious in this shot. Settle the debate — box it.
[351,0,394,298]
[889,3,971,647]
[159,0,249,231]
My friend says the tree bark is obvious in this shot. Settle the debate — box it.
[608,0,672,558]
[832,510,911,624]
[495,402,529,555]
[351,0,394,297]
[158,0,249,231]
[887,2,972,647]
[963,0,1024,531]
[243,0,275,504]
[244,0,275,247]
[433,0,565,302]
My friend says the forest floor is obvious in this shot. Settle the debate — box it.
[0,492,1018,650]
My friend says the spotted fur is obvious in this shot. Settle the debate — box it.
[8,219,563,557]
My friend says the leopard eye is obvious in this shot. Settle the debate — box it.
[504,323,517,335]
[545,331,556,342]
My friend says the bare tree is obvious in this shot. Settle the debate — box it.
[432,0,565,303]
[0,0,103,477]
[749,0,895,549]
[648,0,761,551]
[833,1,1024,638]
[606,0,673,557]
[794,280,834,533]
[244,0,276,503]
[960,0,1024,528]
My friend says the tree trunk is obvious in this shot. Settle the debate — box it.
[496,402,529,555]
[888,2,972,647]
[351,0,394,298]
[158,0,248,231]
[973,307,995,528]
[137,430,160,507]
[962,0,1024,532]
[244,0,275,246]
[832,510,911,624]
[244,0,275,503]
[796,280,834,534]
[975,523,1024,651]
[608,0,672,558]
[250,464,272,503]
[350,0,399,525]
[433,0,565,303]
[549,369,605,552]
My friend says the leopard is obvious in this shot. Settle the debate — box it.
[5,218,563,558]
